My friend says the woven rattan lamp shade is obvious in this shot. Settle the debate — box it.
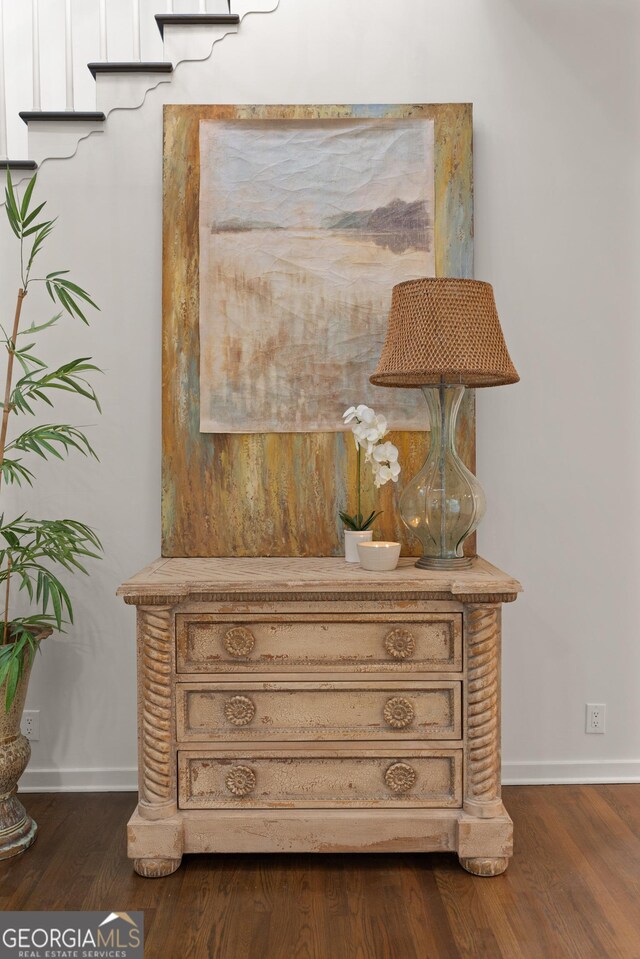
[370,277,519,388]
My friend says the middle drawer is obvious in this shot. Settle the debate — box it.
[176,681,462,742]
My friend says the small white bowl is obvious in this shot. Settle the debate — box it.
[357,540,401,571]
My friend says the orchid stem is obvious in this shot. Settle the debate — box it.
[357,444,361,527]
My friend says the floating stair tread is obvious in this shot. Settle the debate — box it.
[88,62,174,79]
[19,111,106,125]
[0,160,38,170]
[155,14,240,38]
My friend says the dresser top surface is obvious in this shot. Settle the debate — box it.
[117,556,522,604]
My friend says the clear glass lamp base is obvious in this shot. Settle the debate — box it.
[415,555,473,571]
[400,385,485,571]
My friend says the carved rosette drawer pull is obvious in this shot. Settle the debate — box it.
[384,762,417,794]
[224,695,256,727]
[225,765,256,797]
[383,697,415,729]
[223,626,255,659]
[384,628,416,660]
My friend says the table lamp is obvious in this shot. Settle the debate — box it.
[370,278,519,570]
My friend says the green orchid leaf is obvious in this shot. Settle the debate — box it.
[360,510,383,531]
[339,510,361,531]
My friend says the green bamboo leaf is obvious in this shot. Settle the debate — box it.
[25,219,54,241]
[66,298,88,324]
[53,284,73,314]
[0,658,10,692]
[0,530,20,548]
[20,575,35,602]
[14,352,32,375]
[4,191,21,238]
[49,582,62,628]
[5,170,20,222]
[41,576,49,613]
[18,313,62,336]
[4,659,20,711]
[37,438,63,458]
[26,222,56,272]
[15,350,47,369]
[19,174,38,218]
[52,285,88,323]
[22,219,51,237]
[55,278,99,310]
[0,459,35,487]
[22,200,46,229]
[63,555,89,575]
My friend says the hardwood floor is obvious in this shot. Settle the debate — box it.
[1,786,639,959]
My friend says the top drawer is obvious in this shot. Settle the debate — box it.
[176,614,462,674]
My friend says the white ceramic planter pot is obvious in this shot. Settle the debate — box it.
[344,529,373,563]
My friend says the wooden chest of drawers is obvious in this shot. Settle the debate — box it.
[118,557,521,878]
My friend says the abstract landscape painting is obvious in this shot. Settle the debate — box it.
[198,117,435,433]
[163,102,473,556]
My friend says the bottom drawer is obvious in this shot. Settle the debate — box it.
[178,749,462,809]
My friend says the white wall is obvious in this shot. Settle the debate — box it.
[1,0,638,789]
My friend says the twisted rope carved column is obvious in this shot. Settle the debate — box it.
[137,605,176,820]
[464,603,503,819]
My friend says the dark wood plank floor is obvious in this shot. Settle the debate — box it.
[1,786,639,959]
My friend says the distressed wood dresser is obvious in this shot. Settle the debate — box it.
[118,557,521,878]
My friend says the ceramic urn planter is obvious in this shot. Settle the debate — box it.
[0,634,48,860]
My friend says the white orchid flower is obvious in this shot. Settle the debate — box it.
[343,404,374,425]
[372,441,399,463]
[357,404,374,419]
[351,422,369,450]
[371,441,401,488]
[341,404,401,528]
[343,405,389,455]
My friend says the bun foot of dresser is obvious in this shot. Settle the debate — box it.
[133,856,182,878]
[459,856,509,877]
[128,810,184,877]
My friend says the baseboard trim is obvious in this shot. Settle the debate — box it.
[19,767,138,792]
[503,759,640,785]
[18,760,640,792]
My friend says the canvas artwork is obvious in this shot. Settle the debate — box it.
[198,118,435,433]
[163,103,473,557]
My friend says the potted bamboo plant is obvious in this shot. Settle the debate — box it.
[0,173,102,859]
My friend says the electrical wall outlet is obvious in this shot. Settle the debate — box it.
[586,703,606,734]
[22,709,40,741]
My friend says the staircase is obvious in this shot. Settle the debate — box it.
[0,0,279,191]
